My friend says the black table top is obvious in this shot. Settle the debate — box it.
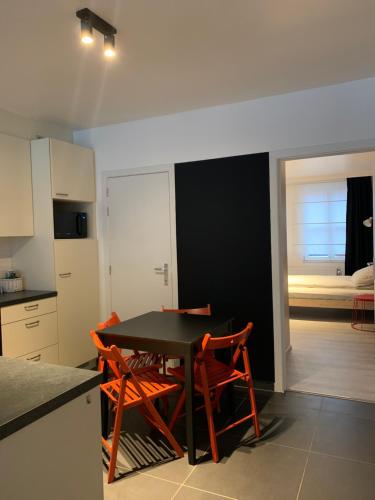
[0,357,101,440]
[97,311,231,351]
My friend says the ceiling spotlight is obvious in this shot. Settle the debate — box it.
[76,8,117,58]
[81,19,94,45]
[104,34,116,58]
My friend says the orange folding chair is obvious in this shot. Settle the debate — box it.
[96,312,162,373]
[161,304,212,373]
[90,331,184,483]
[161,304,212,316]
[168,322,260,463]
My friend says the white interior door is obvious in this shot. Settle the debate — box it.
[107,171,175,320]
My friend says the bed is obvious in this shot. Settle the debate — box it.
[288,274,374,310]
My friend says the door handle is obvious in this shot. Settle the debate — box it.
[154,263,168,285]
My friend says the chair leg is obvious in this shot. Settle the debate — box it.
[247,377,261,438]
[162,355,167,376]
[161,396,169,417]
[200,380,219,463]
[143,397,184,458]
[169,389,186,431]
[107,403,124,483]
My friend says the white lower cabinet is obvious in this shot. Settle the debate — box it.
[0,389,103,500]
[17,344,59,364]
[1,297,59,362]
[55,239,99,367]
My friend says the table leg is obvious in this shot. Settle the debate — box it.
[101,360,109,439]
[185,347,196,465]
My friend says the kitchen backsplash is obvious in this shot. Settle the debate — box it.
[0,239,13,278]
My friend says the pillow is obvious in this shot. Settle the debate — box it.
[352,265,374,289]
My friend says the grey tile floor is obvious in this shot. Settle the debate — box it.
[103,390,375,500]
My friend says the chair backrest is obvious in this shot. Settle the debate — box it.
[161,304,212,316]
[90,330,124,378]
[197,322,253,372]
[97,311,121,330]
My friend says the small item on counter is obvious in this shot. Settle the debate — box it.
[0,271,24,293]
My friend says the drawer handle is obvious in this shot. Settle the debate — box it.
[25,320,40,329]
[24,304,39,311]
[27,354,41,362]
[55,192,69,196]
[59,272,72,278]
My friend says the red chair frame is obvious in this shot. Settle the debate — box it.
[90,331,184,483]
[168,322,260,463]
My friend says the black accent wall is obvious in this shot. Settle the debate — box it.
[175,153,274,382]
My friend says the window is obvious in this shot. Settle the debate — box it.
[292,181,347,262]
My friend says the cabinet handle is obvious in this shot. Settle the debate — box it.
[27,354,41,362]
[59,272,72,278]
[25,320,40,329]
[55,192,69,196]
[24,304,39,311]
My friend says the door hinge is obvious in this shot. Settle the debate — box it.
[106,186,109,197]
[109,265,112,275]
[106,206,109,216]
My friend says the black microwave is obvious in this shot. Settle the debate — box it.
[54,210,88,239]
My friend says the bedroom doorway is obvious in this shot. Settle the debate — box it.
[284,151,375,402]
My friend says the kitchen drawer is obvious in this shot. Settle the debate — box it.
[1,297,57,325]
[17,343,59,364]
[2,312,58,358]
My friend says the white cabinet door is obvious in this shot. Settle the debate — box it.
[55,239,99,366]
[50,139,95,202]
[0,133,33,236]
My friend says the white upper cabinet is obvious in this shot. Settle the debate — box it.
[50,139,96,202]
[0,133,33,236]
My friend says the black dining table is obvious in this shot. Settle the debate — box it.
[97,310,232,465]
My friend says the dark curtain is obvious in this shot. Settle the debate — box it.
[345,176,373,275]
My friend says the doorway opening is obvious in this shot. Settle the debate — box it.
[284,151,375,402]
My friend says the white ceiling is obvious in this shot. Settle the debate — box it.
[1,0,375,130]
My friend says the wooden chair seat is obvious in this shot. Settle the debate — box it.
[101,370,180,409]
[169,357,245,391]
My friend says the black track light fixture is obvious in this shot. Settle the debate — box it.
[76,8,117,58]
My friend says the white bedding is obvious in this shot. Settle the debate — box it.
[288,286,363,301]
[288,273,373,305]
[288,274,355,289]
[288,274,373,290]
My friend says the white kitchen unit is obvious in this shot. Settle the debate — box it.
[11,138,99,367]
[55,239,99,366]
[50,139,96,202]
[1,296,58,362]
[0,132,33,236]
[0,357,103,500]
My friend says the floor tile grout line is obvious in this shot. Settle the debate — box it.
[308,449,375,468]
[138,470,182,486]
[295,423,317,500]
[267,441,375,468]
[170,395,247,499]
[178,484,239,500]
[295,453,309,500]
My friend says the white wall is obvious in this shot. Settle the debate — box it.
[0,107,72,142]
[285,152,375,275]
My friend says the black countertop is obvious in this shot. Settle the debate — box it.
[0,290,57,308]
[0,357,101,440]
